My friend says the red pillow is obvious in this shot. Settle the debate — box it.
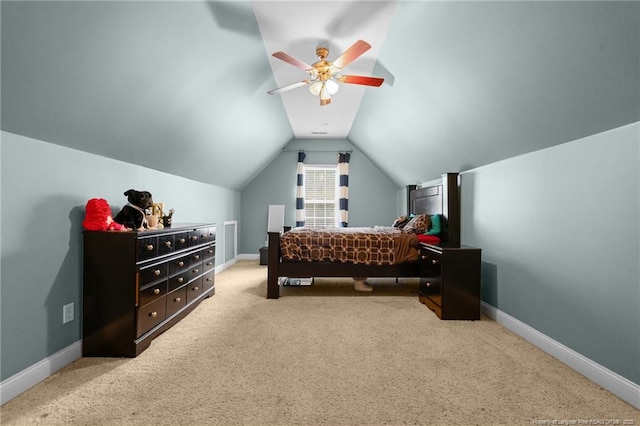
[417,234,441,245]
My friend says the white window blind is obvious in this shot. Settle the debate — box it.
[303,165,337,228]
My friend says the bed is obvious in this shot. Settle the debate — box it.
[266,173,461,299]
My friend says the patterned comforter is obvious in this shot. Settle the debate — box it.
[279,226,420,265]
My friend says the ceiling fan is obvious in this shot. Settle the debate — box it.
[267,39,384,106]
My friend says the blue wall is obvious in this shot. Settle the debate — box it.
[460,123,639,384]
[2,122,638,392]
[240,139,400,255]
[0,131,241,381]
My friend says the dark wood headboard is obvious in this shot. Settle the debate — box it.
[409,172,460,247]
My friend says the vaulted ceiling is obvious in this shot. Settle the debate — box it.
[2,1,639,190]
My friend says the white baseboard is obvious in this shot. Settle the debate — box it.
[0,340,82,405]
[237,253,259,261]
[482,301,640,409]
[216,256,239,274]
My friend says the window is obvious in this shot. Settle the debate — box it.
[303,165,337,228]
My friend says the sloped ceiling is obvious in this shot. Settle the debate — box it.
[2,1,639,190]
[254,1,398,138]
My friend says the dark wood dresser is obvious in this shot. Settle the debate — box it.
[83,223,216,357]
[419,243,481,320]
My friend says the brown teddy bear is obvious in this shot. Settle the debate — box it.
[82,198,127,231]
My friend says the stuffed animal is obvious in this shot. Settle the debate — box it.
[392,215,409,228]
[83,198,127,231]
[113,189,154,230]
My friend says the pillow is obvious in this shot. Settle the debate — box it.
[392,215,409,228]
[425,214,441,235]
[417,233,441,245]
[403,214,431,234]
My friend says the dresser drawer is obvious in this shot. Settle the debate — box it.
[136,297,166,338]
[139,263,167,286]
[166,287,187,317]
[137,236,158,261]
[202,245,215,260]
[168,254,190,275]
[189,263,203,281]
[206,227,216,243]
[420,277,441,298]
[139,281,167,307]
[168,271,189,292]
[420,248,442,276]
[186,276,203,304]
[174,232,189,251]
[202,270,215,292]
[158,234,174,256]
[203,258,215,273]
[187,230,201,247]
[197,227,211,245]
[189,250,203,266]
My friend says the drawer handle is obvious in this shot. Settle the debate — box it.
[208,250,213,255]
[154,269,161,276]
[193,269,199,274]
[194,255,200,260]
[426,282,432,287]
[432,259,438,265]
[192,286,199,291]
[153,288,160,295]
[174,297,181,302]
[191,236,198,241]
[178,277,184,283]
[201,234,206,238]
[178,261,184,267]
[206,262,212,267]
[165,241,172,248]
[206,277,212,282]
[179,238,186,244]
[150,311,157,318]
[146,244,154,251]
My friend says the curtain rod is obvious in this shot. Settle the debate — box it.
[282,148,353,153]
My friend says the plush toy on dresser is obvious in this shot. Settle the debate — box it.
[82,198,127,231]
[113,189,154,231]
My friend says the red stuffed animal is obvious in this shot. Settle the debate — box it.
[83,198,127,231]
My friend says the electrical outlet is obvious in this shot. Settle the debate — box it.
[63,302,74,324]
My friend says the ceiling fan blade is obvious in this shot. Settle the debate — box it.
[338,75,384,87]
[272,51,312,72]
[332,40,371,69]
[267,80,311,95]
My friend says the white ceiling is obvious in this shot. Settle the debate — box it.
[2,1,639,190]
[254,0,398,138]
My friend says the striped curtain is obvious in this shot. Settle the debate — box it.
[337,152,351,227]
[295,151,306,227]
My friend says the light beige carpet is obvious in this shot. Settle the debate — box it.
[1,260,638,425]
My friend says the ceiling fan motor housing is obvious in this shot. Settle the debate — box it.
[316,47,329,60]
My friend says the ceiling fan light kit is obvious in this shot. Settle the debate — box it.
[268,40,384,106]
